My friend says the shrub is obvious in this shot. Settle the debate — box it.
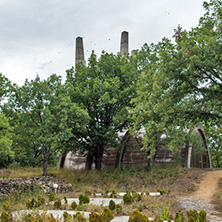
[109,200,116,211]
[123,193,133,204]
[73,212,87,222]
[79,194,90,205]
[64,196,68,205]
[128,209,149,222]
[101,208,114,222]
[187,210,207,222]
[71,201,78,210]
[116,204,123,214]
[54,199,62,209]
[85,189,92,196]
[89,212,102,222]
[37,195,46,206]
[199,210,207,222]
[0,211,13,222]
[3,202,10,211]
[26,197,39,209]
[175,211,185,222]
[49,192,55,201]
[63,211,72,222]
[23,212,56,222]
[23,213,34,222]
[110,190,117,198]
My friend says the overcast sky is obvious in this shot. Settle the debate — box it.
[0,0,205,86]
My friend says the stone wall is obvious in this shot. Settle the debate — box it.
[0,176,72,199]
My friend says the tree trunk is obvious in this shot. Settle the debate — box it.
[95,146,104,170]
[146,157,151,172]
[43,157,48,176]
[85,153,93,170]
[146,151,151,172]
[43,144,51,176]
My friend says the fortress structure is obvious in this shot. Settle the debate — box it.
[58,32,212,170]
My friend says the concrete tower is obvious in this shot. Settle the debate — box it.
[75,37,86,66]
[120,31,129,56]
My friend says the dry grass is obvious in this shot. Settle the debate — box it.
[0,163,201,220]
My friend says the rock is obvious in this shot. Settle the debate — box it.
[0,176,72,199]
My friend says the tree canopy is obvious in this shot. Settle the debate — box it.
[3,74,88,175]
[130,0,222,167]
[65,52,138,170]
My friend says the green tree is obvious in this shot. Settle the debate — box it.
[65,52,138,170]
[130,1,222,169]
[4,74,88,175]
[0,113,14,167]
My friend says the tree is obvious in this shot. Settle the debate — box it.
[65,52,138,170]
[130,0,222,169]
[0,73,12,105]
[0,113,14,167]
[4,74,88,175]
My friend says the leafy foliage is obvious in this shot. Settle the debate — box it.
[65,52,139,169]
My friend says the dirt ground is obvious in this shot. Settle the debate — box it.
[175,169,222,222]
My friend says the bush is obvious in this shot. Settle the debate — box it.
[49,192,55,201]
[109,200,116,211]
[0,211,13,222]
[123,193,133,204]
[128,209,149,222]
[89,212,102,222]
[23,212,56,222]
[199,210,207,222]
[37,195,46,206]
[63,211,72,222]
[3,202,10,211]
[116,204,123,214]
[8,162,21,170]
[73,212,87,222]
[85,189,92,196]
[54,199,62,209]
[71,201,78,210]
[64,196,68,205]
[101,208,114,222]
[79,194,90,205]
[175,210,184,222]
[109,190,117,198]
[187,210,207,222]
[26,197,39,209]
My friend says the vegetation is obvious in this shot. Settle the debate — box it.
[65,52,138,170]
[0,0,221,221]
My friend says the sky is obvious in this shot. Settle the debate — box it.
[0,0,205,86]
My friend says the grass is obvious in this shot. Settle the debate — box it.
[0,163,189,220]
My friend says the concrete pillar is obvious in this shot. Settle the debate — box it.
[75,37,86,66]
[120,31,129,56]
[187,146,192,168]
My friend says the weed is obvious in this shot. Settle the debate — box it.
[133,201,147,212]
[152,201,173,221]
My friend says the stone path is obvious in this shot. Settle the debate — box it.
[178,170,222,222]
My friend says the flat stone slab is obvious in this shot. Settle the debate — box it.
[60,198,122,206]
[95,192,160,197]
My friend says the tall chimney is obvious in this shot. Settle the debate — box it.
[120,31,129,56]
[75,37,86,66]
